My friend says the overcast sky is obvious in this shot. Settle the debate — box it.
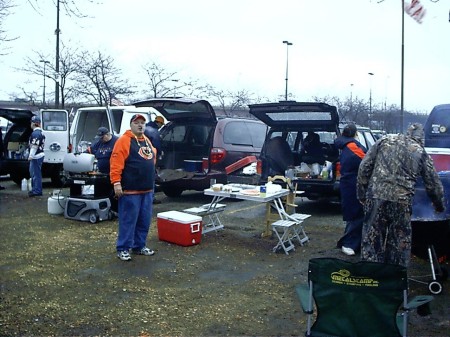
[1,0,448,113]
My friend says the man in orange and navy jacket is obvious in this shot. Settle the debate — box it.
[334,123,367,256]
[110,114,157,262]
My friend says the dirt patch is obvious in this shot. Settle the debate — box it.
[0,179,448,336]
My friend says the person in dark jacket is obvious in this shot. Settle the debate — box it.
[334,123,367,256]
[86,127,118,175]
[28,115,46,197]
[144,115,164,157]
[144,115,165,205]
[85,127,119,213]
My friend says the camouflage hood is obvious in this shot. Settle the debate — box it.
[407,123,425,145]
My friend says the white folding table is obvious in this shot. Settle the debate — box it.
[203,187,310,254]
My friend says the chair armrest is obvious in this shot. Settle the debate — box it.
[405,295,433,310]
[295,284,313,314]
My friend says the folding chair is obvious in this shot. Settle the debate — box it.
[296,258,433,337]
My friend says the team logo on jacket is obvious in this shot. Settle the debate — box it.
[138,146,153,160]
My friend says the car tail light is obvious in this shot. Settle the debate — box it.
[335,161,341,180]
[68,143,73,153]
[256,159,262,174]
[210,148,226,164]
[430,153,450,172]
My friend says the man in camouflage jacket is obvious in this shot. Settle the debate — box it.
[357,123,445,267]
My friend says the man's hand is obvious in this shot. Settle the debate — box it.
[114,183,123,198]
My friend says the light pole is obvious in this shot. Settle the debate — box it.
[368,72,374,116]
[350,83,354,115]
[40,60,50,105]
[282,40,293,101]
[171,79,179,97]
[54,0,61,108]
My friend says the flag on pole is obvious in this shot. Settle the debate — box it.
[404,0,426,24]
[111,97,124,106]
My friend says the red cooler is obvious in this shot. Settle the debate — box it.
[157,211,202,246]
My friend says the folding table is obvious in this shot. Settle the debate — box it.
[203,187,311,253]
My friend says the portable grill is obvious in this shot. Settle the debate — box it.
[63,153,112,223]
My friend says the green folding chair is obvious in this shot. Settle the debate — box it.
[296,258,433,337]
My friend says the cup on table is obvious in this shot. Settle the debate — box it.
[210,179,217,188]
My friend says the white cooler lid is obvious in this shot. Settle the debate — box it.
[157,210,202,223]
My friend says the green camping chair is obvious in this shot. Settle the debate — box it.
[296,258,433,337]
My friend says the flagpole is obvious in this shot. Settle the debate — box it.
[401,0,405,133]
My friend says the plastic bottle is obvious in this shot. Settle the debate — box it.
[27,179,32,191]
[321,167,329,180]
[21,178,27,191]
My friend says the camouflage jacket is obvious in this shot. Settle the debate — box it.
[357,134,444,207]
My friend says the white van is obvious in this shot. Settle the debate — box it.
[69,106,165,153]
[0,108,70,186]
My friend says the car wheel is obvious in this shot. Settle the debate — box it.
[162,187,183,198]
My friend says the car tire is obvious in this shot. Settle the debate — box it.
[162,187,183,198]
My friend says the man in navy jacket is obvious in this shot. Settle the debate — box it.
[334,123,367,255]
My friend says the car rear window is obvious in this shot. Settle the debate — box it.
[161,124,213,145]
[42,110,67,131]
[223,121,266,147]
[266,111,334,122]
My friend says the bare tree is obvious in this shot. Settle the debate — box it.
[204,86,257,116]
[73,50,134,106]
[142,62,181,98]
[20,42,82,107]
[0,0,16,54]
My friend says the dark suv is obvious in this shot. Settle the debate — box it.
[250,101,378,201]
[133,98,267,197]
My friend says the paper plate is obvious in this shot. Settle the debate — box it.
[240,189,260,196]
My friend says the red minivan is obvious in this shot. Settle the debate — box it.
[133,98,267,197]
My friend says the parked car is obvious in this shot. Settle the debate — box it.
[339,123,376,150]
[371,129,387,140]
[69,105,165,154]
[423,103,450,148]
[0,107,70,186]
[412,103,450,222]
[133,98,268,197]
[249,101,343,201]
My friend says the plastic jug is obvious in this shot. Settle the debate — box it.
[21,178,27,191]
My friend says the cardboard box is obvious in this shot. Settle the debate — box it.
[157,211,202,246]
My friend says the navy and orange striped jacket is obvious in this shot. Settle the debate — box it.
[110,130,156,193]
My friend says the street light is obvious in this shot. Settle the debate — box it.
[368,72,375,116]
[282,40,293,101]
[350,83,354,114]
[170,79,179,97]
[54,0,61,108]
[40,60,50,105]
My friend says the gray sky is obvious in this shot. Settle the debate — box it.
[1,0,448,113]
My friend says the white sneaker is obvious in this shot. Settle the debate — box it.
[117,250,132,261]
[341,246,355,256]
[132,247,155,256]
